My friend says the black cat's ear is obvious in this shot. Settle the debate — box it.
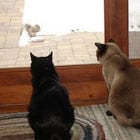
[108,38,115,43]
[95,43,106,50]
[30,52,36,61]
[47,51,53,61]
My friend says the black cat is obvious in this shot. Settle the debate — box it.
[28,52,75,140]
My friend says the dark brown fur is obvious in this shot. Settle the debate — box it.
[95,41,140,128]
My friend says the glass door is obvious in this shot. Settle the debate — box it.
[129,0,140,59]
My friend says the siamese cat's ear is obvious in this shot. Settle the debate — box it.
[95,43,106,50]
[47,51,53,61]
[30,52,37,61]
[108,38,115,43]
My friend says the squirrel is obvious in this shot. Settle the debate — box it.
[24,24,40,37]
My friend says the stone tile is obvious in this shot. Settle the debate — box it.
[4,41,18,48]
[57,44,72,51]
[3,48,18,59]
[0,42,5,48]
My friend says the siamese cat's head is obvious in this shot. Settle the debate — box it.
[95,39,122,64]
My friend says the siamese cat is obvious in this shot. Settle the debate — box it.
[95,40,140,128]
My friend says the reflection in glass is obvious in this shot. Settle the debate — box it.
[129,0,140,58]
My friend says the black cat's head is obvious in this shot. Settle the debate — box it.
[30,52,58,80]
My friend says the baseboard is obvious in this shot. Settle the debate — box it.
[0,64,108,113]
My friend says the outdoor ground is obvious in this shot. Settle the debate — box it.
[0,0,139,68]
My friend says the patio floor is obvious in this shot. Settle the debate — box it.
[0,0,104,68]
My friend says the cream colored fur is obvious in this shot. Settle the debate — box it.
[98,42,140,128]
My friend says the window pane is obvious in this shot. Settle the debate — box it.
[129,0,140,58]
[19,0,104,66]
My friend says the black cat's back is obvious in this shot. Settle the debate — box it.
[29,82,74,120]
